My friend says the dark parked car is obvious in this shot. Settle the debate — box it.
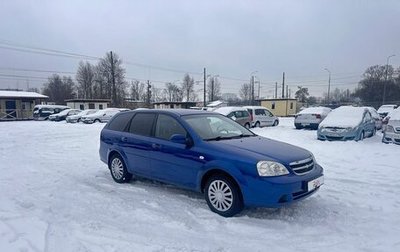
[99,109,324,217]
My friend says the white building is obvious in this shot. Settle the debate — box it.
[65,99,111,110]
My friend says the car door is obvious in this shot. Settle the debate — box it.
[362,112,375,136]
[121,113,156,176]
[263,109,275,126]
[149,114,204,189]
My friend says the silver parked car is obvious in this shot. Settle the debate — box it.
[294,106,331,130]
[214,107,252,128]
[81,108,129,124]
[317,106,376,141]
[364,107,382,130]
[377,104,398,118]
[66,109,97,123]
[382,108,400,144]
[244,106,279,127]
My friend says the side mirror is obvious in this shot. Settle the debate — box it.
[170,134,187,145]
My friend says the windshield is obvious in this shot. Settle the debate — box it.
[182,114,255,141]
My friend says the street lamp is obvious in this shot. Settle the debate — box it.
[383,54,395,105]
[324,68,331,105]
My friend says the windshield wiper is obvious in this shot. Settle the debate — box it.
[205,136,234,141]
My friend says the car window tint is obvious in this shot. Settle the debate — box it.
[255,109,264,115]
[265,110,272,116]
[155,114,187,140]
[243,111,250,117]
[129,113,156,136]
[107,113,133,132]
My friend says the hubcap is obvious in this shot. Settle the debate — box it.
[111,158,124,179]
[208,180,233,212]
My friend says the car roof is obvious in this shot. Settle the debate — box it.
[123,109,214,117]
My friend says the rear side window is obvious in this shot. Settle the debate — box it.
[255,109,265,116]
[242,111,250,117]
[129,113,156,136]
[107,113,133,132]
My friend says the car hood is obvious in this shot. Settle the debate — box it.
[207,136,312,165]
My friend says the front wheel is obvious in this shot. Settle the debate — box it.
[205,175,243,217]
[273,120,279,126]
[244,123,250,129]
[254,121,261,128]
[109,154,132,183]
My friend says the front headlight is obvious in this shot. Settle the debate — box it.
[346,127,353,131]
[257,161,289,177]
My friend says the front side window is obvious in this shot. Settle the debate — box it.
[255,109,265,116]
[155,114,187,140]
[129,113,156,136]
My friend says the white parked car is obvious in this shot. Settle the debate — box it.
[377,104,398,118]
[382,108,400,145]
[81,108,129,124]
[48,109,81,121]
[244,106,279,127]
[364,107,382,130]
[294,107,331,130]
[66,109,98,123]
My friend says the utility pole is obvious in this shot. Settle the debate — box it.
[146,80,152,108]
[251,75,255,105]
[211,77,214,102]
[286,85,289,98]
[383,54,395,105]
[324,68,331,105]
[203,68,206,107]
[281,72,285,98]
[110,51,116,107]
[289,88,291,98]
[257,80,260,100]
[275,82,278,99]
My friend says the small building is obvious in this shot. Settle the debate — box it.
[0,90,48,120]
[153,101,197,109]
[65,99,111,110]
[259,98,297,116]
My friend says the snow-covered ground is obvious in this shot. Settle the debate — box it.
[1,118,399,252]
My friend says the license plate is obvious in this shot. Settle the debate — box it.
[302,123,310,126]
[307,176,324,192]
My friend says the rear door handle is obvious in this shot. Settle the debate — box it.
[152,143,161,150]
[121,137,128,142]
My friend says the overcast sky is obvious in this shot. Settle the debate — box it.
[0,0,399,98]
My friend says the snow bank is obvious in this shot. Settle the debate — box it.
[1,119,399,252]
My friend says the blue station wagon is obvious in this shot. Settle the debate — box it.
[99,109,324,217]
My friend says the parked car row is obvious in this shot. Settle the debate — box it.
[295,105,399,145]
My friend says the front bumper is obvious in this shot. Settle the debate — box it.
[82,118,94,124]
[241,164,324,207]
[382,132,400,144]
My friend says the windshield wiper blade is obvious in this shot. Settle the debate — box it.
[205,136,233,141]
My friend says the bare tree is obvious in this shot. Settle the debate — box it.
[42,74,75,104]
[76,61,95,99]
[95,52,127,106]
[207,76,221,102]
[239,83,251,103]
[163,82,182,102]
[181,74,195,101]
[130,80,146,101]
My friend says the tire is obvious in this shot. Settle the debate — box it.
[108,154,132,183]
[357,131,365,141]
[77,118,81,123]
[295,125,302,129]
[205,175,243,217]
[244,123,250,129]
[254,121,261,128]
[273,120,279,126]
[94,119,101,123]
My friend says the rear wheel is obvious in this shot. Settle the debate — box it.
[94,119,101,123]
[254,121,260,128]
[108,154,132,183]
[205,175,243,217]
